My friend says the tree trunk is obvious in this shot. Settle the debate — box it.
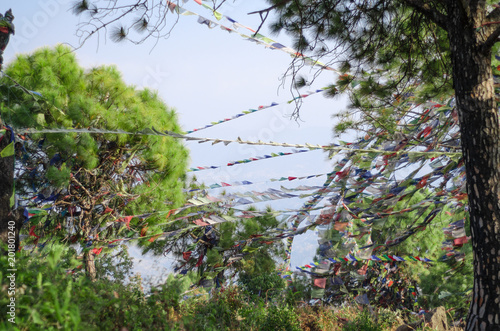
[447,4,500,330]
[84,249,97,282]
[0,128,23,254]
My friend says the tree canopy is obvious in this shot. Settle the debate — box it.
[0,45,189,280]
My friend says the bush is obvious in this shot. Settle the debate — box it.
[0,247,82,331]
[238,271,286,301]
[0,246,184,330]
[182,286,244,330]
[342,309,382,331]
[260,304,301,331]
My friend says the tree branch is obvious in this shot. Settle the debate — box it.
[247,0,293,16]
[480,6,500,49]
[482,25,500,50]
[403,0,448,30]
[248,0,293,35]
[486,6,500,22]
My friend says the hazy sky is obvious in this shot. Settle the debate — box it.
[3,0,350,276]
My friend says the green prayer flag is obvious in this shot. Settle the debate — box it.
[311,288,325,298]
[0,141,14,157]
[10,190,15,208]
[213,11,222,20]
[243,246,259,253]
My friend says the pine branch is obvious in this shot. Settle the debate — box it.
[403,0,448,30]
[248,0,293,35]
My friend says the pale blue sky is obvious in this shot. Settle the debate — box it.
[3,0,349,277]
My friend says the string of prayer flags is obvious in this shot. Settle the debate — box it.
[304,95,471,267]
[284,171,339,267]
[23,208,48,223]
[167,1,339,73]
[283,156,354,263]
[188,149,314,172]
[185,172,330,192]
[442,218,470,248]
[295,253,435,276]
[185,89,325,134]
[19,127,462,157]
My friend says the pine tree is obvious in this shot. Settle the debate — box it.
[0,45,189,281]
[264,2,500,329]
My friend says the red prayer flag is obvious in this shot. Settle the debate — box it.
[416,176,429,189]
[195,254,204,267]
[103,207,114,214]
[148,234,161,242]
[334,222,349,231]
[454,236,469,246]
[357,264,368,276]
[193,219,210,226]
[314,278,326,288]
[183,251,192,261]
[117,216,133,229]
[333,264,341,275]
[29,225,40,239]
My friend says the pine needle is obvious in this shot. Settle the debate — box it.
[133,18,149,32]
[110,26,128,43]
[72,0,90,15]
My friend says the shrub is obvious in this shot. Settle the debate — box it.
[260,304,301,331]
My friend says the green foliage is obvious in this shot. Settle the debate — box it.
[94,245,133,282]
[0,45,189,281]
[238,271,286,300]
[205,248,223,266]
[260,304,301,331]
[45,163,71,188]
[183,286,244,330]
[0,246,82,330]
[343,309,383,331]
[1,247,462,330]
[0,247,188,330]
[270,0,452,111]
[150,272,200,311]
[285,273,312,305]
[418,258,473,314]
[1,44,188,209]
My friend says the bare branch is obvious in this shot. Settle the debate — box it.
[248,0,293,35]
[69,0,181,52]
[247,0,293,16]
